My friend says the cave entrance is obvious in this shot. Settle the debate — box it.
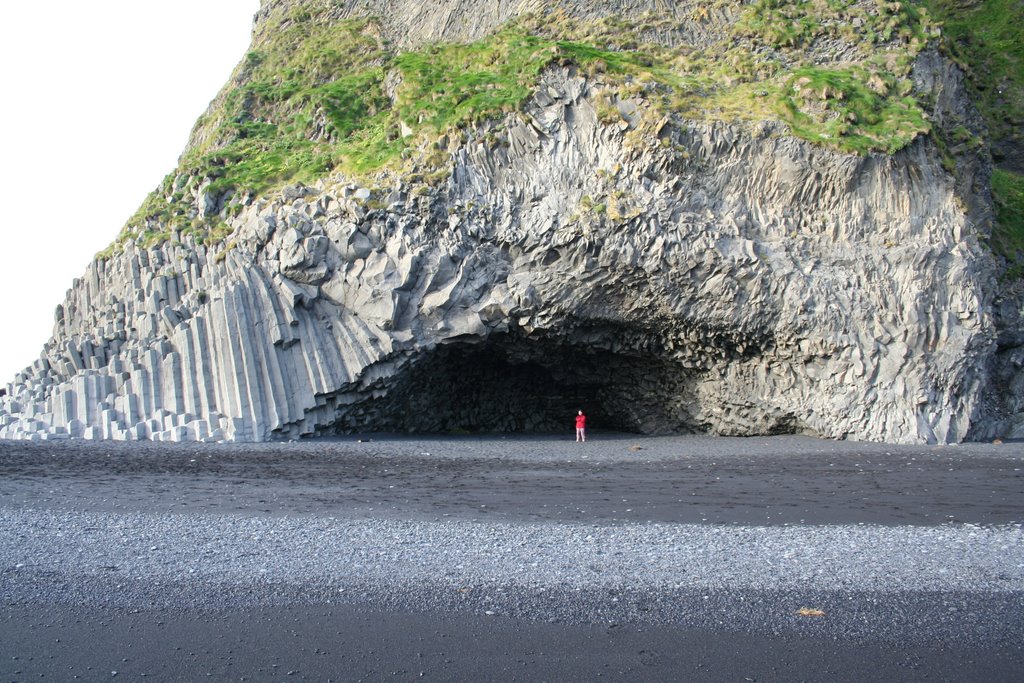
[373,333,702,435]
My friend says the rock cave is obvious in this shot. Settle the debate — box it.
[353,331,703,435]
[1,0,1018,445]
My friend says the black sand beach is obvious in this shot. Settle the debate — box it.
[2,434,1023,681]
[1,434,1020,525]
[5,602,1022,682]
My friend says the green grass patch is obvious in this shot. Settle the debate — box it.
[777,66,930,154]
[738,0,827,48]
[991,169,1024,273]
[925,0,1024,275]
[107,2,950,255]
[738,0,937,51]
[394,28,551,132]
[925,0,1023,164]
[320,70,390,139]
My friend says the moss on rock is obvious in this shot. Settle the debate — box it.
[103,1,959,256]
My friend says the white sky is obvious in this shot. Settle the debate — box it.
[0,1,260,384]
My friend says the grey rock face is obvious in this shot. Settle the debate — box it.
[0,15,1011,444]
[255,0,697,48]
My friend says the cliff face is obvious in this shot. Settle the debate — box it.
[1,0,1018,443]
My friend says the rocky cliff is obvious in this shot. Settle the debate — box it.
[2,0,1020,444]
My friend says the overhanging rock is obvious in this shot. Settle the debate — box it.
[0,64,1005,444]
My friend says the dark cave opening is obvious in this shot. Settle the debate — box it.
[368,334,703,435]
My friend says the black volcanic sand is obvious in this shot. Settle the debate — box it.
[0,433,1020,525]
[3,603,1022,682]
[2,434,1023,681]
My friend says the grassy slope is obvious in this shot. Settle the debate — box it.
[925,0,1024,273]
[925,0,1023,166]
[992,167,1024,277]
[105,1,954,255]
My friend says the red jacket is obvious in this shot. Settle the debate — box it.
[575,414,586,429]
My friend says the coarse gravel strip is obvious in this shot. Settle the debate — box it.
[5,508,1023,649]
[4,509,1022,594]
[3,438,1023,679]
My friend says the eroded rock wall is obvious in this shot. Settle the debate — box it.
[254,0,704,47]
[0,56,1004,443]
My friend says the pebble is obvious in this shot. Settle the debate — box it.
[1,507,1022,649]
[1,437,1022,651]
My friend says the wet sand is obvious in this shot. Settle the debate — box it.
[0,433,1021,525]
[1,434,1023,681]
[4,603,1022,682]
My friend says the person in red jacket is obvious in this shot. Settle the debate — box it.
[575,410,586,442]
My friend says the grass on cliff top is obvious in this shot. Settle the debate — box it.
[924,0,1024,274]
[738,0,937,50]
[991,168,1024,277]
[188,14,393,192]
[734,0,936,153]
[179,23,558,186]
[110,0,942,254]
[393,30,551,132]
[776,66,930,155]
[925,0,1023,168]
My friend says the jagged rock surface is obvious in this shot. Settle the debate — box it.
[0,2,1016,444]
